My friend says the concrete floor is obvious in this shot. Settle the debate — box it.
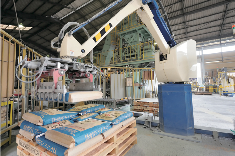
[193,94,235,130]
[1,94,235,156]
[126,125,235,156]
[1,125,235,156]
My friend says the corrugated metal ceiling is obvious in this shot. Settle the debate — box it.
[1,0,235,57]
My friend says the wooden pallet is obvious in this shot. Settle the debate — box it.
[194,92,212,95]
[133,101,159,108]
[70,120,137,156]
[17,120,137,156]
[16,134,56,156]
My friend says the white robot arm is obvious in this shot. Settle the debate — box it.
[53,0,197,82]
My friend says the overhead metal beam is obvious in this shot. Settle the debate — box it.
[1,0,11,10]
[175,28,231,41]
[1,10,62,24]
[171,8,234,27]
[173,22,234,36]
[219,3,229,62]
[97,0,115,16]
[197,36,235,46]
[196,33,233,43]
[219,3,229,37]
[169,0,235,20]
[75,3,125,23]
[180,0,188,38]
[172,15,234,32]
[37,0,74,10]
[24,39,58,57]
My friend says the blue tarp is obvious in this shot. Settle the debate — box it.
[94,111,133,125]
[68,104,105,114]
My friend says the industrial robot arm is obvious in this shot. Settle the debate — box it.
[52,0,196,82]
[53,0,175,59]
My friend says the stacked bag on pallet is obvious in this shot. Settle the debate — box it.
[94,110,133,125]
[22,109,77,125]
[68,104,105,114]
[18,109,77,140]
[95,108,113,114]
[44,119,111,148]
[17,104,134,156]
[69,113,98,122]
[19,120,73,140]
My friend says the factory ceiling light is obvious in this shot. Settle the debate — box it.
[0,24,32,30]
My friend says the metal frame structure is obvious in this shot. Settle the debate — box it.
[0,30,66,146]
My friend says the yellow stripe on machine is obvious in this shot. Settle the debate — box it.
[95,32,102,42]
[105,24,111,32]
[93,23,112,42]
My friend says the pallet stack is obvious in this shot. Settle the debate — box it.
[133,101,159,113]
[16,117,137,156]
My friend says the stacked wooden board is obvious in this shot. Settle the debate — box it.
[16,118,137,156]
[194,92,212,95]
[1,106,6,122]
[133,100,159,113]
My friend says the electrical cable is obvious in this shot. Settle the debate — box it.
[12,0,22,42]
[69,0,122,35]
[15,56,47,83]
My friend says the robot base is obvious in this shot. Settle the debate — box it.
[158,83,194,136]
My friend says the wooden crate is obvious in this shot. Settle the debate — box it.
[17,120,137,156]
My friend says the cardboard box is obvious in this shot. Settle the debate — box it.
[125,77,132,86]
[134,83,139,86]
[14,89,22,95]
[143,71,149,80]
[1,37,15,98]
[143,71,154,80]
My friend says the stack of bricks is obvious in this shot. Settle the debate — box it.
[133,101,159,113]
[16,134,56,156]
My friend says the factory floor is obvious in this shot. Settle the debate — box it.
[1,94,235,156]
[193,94,235,130]
[126,124,235,156]
[2,125,235,156]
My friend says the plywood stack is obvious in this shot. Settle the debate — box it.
[133,101,159,113]
[1,106,7,122]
